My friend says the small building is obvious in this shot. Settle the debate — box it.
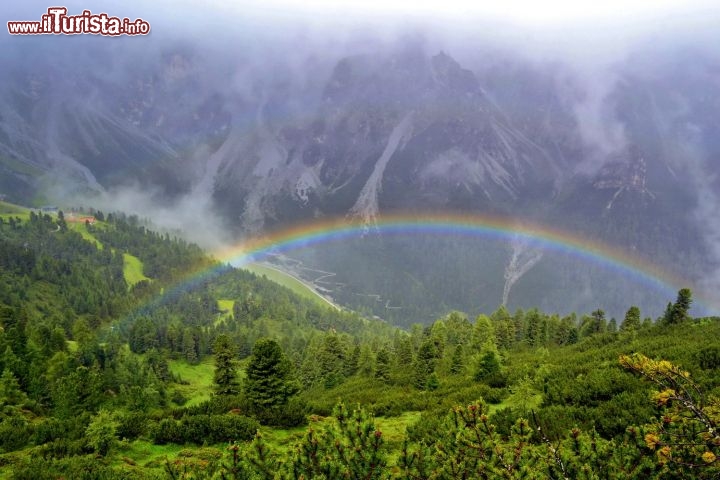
[66,213,96,224]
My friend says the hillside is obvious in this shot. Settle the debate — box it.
[0,206,717,478]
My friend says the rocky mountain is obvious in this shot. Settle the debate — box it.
[212,47,579,229]
[0,35,717,322]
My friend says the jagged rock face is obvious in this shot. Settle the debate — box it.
[593,151,647,193]
[213,48,579,229]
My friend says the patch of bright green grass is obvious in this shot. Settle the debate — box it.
[376,411,422,464]
[112,440,191,470]
[168,358,215,407]
[0,201,30,222]
[215,299,235,326]
[487,393,542,414]
[0,200,29,214]
[217,299,235,313]
[259,424,311,453]
[67,221,104,249]
[123,253,150,287]
[245,263,337,309]
[376,411,421,443]
[0,212,30,223]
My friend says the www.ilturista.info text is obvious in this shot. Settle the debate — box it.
[8,7,150,36]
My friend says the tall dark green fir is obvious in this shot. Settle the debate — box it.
[213,334,239,396]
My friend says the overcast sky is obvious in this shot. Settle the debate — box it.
[210,0,715,23]
[6,1,719,33]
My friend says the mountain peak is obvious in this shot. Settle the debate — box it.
[431,51,479,94]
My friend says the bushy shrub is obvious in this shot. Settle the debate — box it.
[115,411,149,440]
[405,409,446,444]
[151,414,259,445]
[270,396,308,427]
[170,389,187,406]
[30,412,90,453]
[371,398,405,417]
[467,384,508,404]
[35,438,88,459]
[485,386,509,404]
[485,370,509,388]
[529,404,587,439]
[31,417,67,445]
[0,414,32,453]
[151,418,182,445]
[10,455,149,480]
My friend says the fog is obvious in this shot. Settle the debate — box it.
[3,0,720,313]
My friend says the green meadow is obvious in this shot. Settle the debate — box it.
[168,358,216,407]
[245,263,337,309]
[123,253,151,287]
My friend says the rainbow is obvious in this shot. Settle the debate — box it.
[216,212,694,300]
[137,212,715,317]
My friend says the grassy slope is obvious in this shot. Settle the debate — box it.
[0,200,29,214]
[168,358,216,407]
[216,299,235,325]
[376,411,422,463]
[112,440,187,473]
[245,263,338,309]
[67,221,104,249]
[64,221,149,289]
[0,200,30,223]
[1,203,104,252]
[0,209,150,291]
[123,253,150,287]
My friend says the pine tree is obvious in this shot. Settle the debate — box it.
[608,318,618,333]
[621,306,641,331]
[400,400,535,479]
[525,309,543,346]
[85,409,118,456]
[413,339,438,389]
[581,309,607,337]
[669,288,692,324]
[474,349,501,383]
[375,347,391,382]
[344,344,360,377]
[181,328,198,364]
[318,331,346,388]
[0,368,27,406]
[662,302,673,324]
[620,353,720,477]
[429,321,447,358]
[358,344,375,378]
[395,336,414,367]
[495,320,515,349]
[57,210,67,231]
[245,339,298,417]
[592,309,607,334]
[213,334,239,396]
[450,344,465,375]
[471,314,494,352]
[259,403,388,479]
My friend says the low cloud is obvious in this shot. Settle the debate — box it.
[87,184,230,250]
